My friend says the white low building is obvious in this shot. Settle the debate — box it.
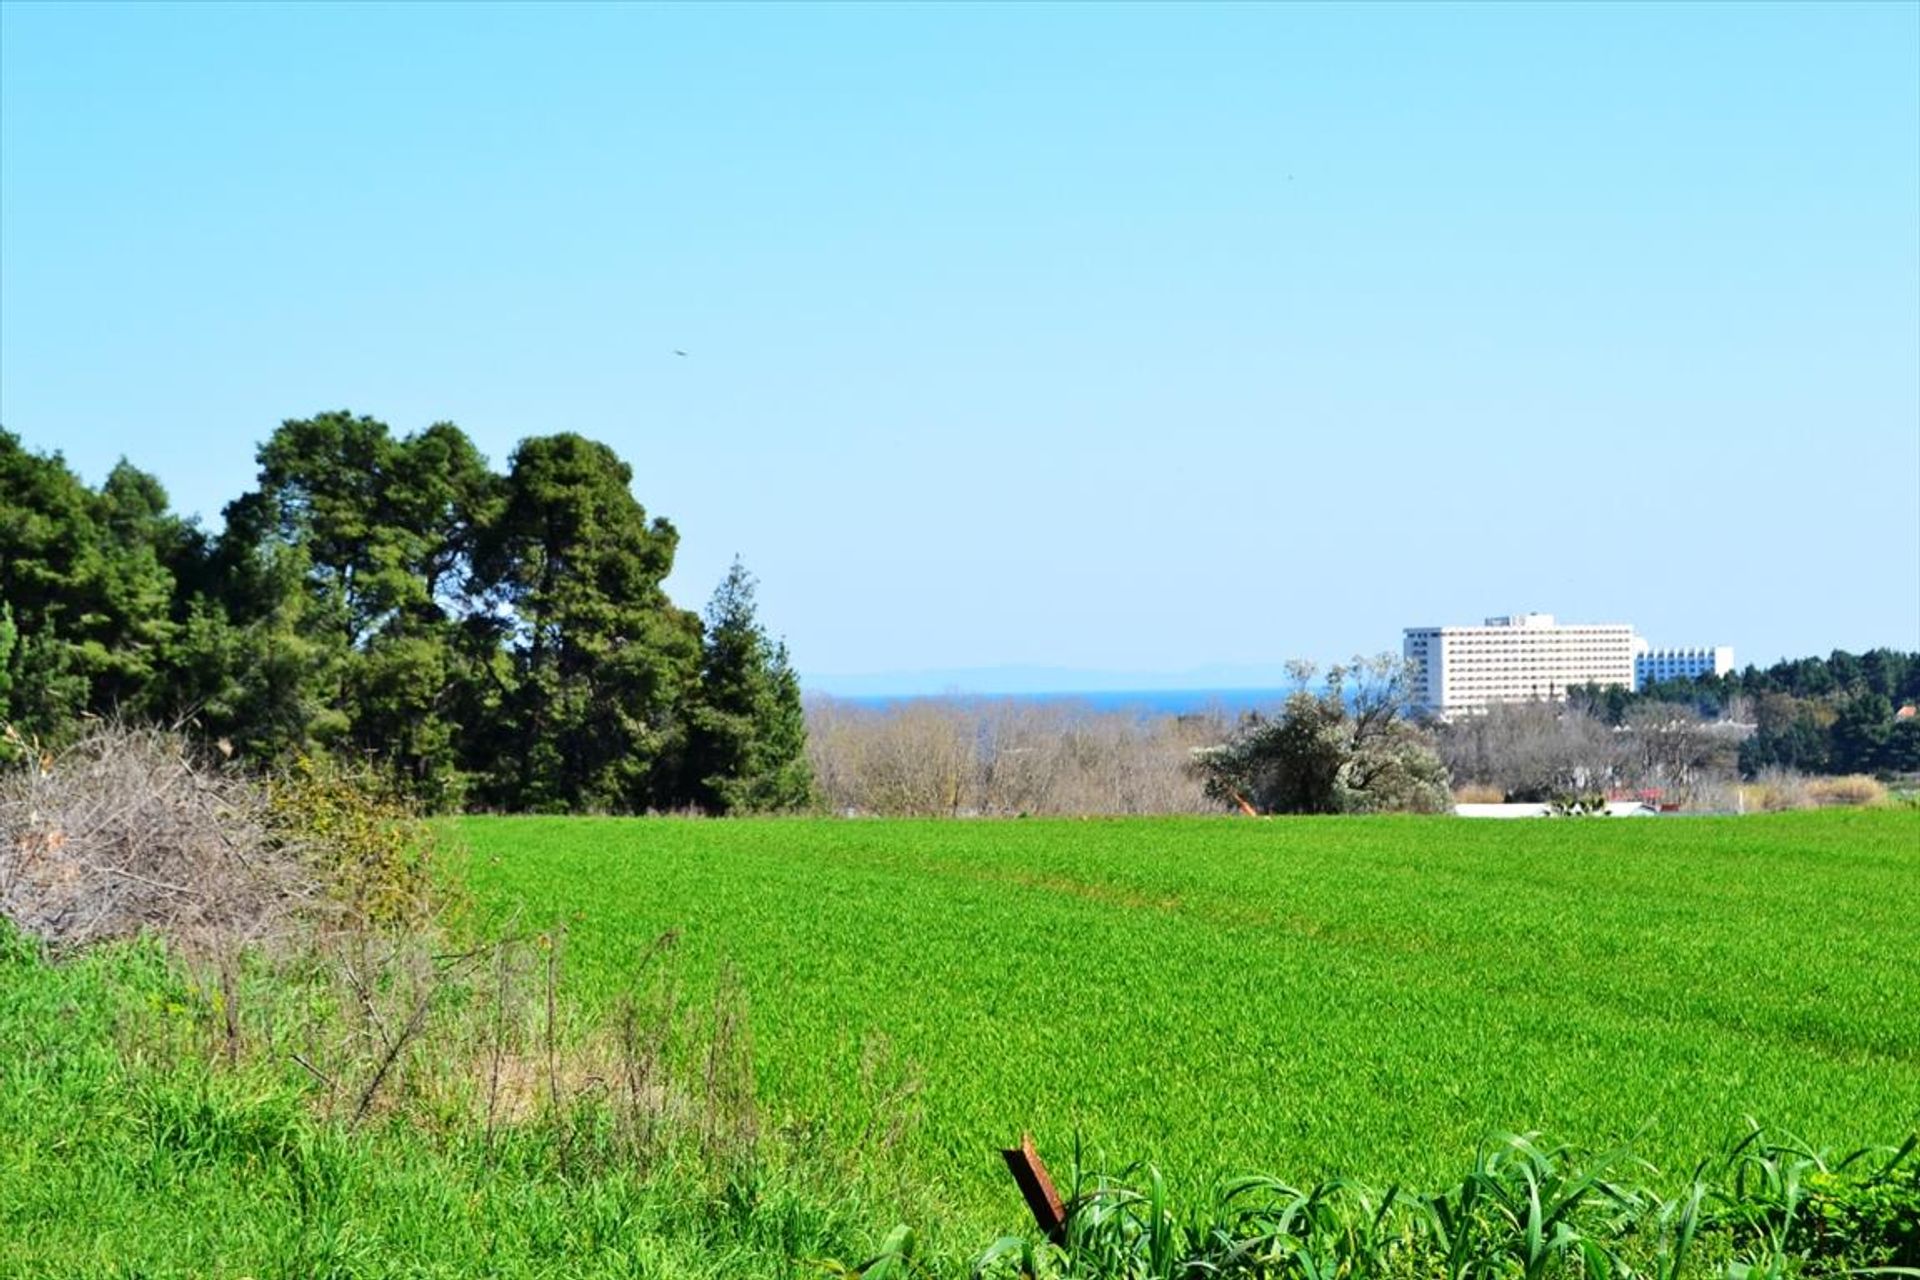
[1633,643,1735,687]
[1455,801,1659,818]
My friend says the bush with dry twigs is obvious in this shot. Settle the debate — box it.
[0,721,796,1207]
[1739,769,1891,812]
[805,696,1230,817]
[0,722,321,953]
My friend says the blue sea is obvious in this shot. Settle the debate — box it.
[822,687,1293,718]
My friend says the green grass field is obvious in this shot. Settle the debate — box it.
[464,809,1920,1227]
[5,809,1916,1277]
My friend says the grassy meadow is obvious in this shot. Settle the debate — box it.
[462,810,1920,1226]
[4,808,1916,1277]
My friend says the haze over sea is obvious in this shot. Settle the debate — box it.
[804,659,1318,707]
[820,686,1292,718]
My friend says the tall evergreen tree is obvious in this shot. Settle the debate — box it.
[89,460,189,716]
[218,413,497,797]
[0,432,171,732]
[1881,716,1920,773]
[1829,694,1894,775]
[474,434,701,812]
[685,559,813,814]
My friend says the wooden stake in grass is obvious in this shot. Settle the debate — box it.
[1002,1132,1067,1244]
[544,925,562,1119]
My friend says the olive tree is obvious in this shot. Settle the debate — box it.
[1194,654,1451,815]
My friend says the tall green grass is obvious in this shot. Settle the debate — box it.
[971,1129,1919,1279]
[4,809,1915,1276]
[0,925,901,1278]
[462,810,1920,1230]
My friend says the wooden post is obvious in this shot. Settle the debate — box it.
[1001,1132,1067,1243]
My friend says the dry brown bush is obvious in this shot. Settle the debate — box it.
[1734,769,1885,811]
[1742,769,1811,812]
[1805,774,1889,808]
[1437,700,1743,808]
[1436,702,1630,802]
[1,726,789,1198]
[0,723,323,952]
[805,696,1229,816]
[228,919,773,1192]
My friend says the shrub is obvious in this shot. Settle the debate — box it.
[0,723,319,952]
[1196,675,1452,816]
[1803,1143,1920,1268]
[0,725,448,952]
[1740,770,1888,812]
[267,754,444,931]
[805,697,1227,817]
[1805,774,1889,808]
[1743,769,1811,812]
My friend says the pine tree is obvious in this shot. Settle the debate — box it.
[474,433,702,812]
[685,559,813,814]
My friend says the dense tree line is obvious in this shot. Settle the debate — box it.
[0,415,811,813]
[1573,650,1920,778]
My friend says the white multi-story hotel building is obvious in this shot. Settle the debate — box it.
[1633,644,1735,687]
[1404,614,1639,718]
[1404,614,1735,716]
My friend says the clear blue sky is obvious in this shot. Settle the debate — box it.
[3,2,1915,694]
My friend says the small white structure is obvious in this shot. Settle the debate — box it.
[1454,801,1659,819]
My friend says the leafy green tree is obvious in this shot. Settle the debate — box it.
[1826,650,1866,695]
[1571,682,1636,726]
[0,605,13,704]
[1738,694,1834,777]
[152,597,246,730]
[226,412,407,648]
[684,559,814,814]
[215,541,353,759]
[1196,655,1450,815]
[1860,649,1918,704]
[228,413,498,645]
[335,421,498,804]
[218,413,497,797]
[1,431,97,734]
[474,434,701,812]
